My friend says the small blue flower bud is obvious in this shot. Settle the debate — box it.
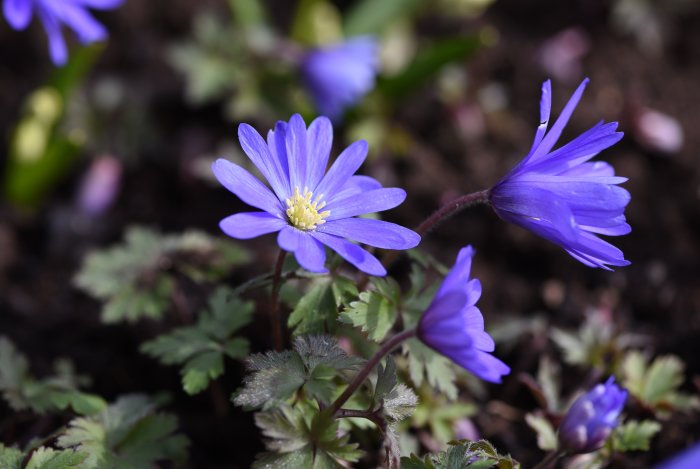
[558,376,627,454]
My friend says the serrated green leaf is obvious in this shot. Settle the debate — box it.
[382,383,418,422]
[341,278,400,342]
[75,227,249,324]
[57,395,188,468]
[402,439,519,468]
[611,420,661,452]
[374,357,398,403]
[288,277,357,335]
[405,340,458,400]
[524,413,558,451]
[621,351,699,416]
[0,444,24,469]
[141,287,252,395]
[25,447,87,469]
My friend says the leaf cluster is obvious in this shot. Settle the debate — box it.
[233,335,363,409]
[0,444,87,469]
[74,226,249,323]
[402,440,520,469]
[0,336,106,416]
[141,287,253,394]
[289,276,358,336]
[340,277,400,342]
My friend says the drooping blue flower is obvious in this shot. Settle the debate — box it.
[417,246,510,383]
[488,78,630,270]
[301,36,378,122]
[558,376,627,454]
[212,114,420,276]
[656,443,700,469]
[3,0,123,66]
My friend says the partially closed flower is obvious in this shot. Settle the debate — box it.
[489,79,630,270]
[301,36,378,122]
[3,0,124,66]
[558,376,627,454]
[417,246,510,383]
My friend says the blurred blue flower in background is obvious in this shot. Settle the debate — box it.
[489,78,630,270]
[301,36,378,122]
[417,246,510,383]
[558,376,627,454]
[657,442,700,469]
[212,114,419,276]
[3,0,124,66]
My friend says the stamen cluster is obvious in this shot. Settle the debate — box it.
[285,187,329,231]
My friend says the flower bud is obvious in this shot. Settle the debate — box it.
[558,376,627,454]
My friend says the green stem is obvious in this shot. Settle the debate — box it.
[270,250,287,351]
[328,329,416,415]
[532,450,565,469]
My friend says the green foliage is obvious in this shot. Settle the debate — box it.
[401,440,520,469]
[611,420,662,452]
[56,395,189,469]
[74,226,249,323]
[289,276,358,335]
[404,340,459,400]
[254,406,362,468]
[25,447,87,469]
[233,335,363,409]
[373,358,418,423]
[0,336,106,415]
[141,287,253,394]
[621,351,699,416]
[413,388,476,444]
[340,277,400,342]
[344,0,422,36]
[0,444,24,469]
[524,413,558,451]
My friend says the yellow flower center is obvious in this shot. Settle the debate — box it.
[285,187,330,231]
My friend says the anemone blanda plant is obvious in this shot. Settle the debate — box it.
[300,36,378,122]
[488,78,630,270]
[3,0,124,66]
[558,376,627,454]
[417,245,510,383]
[212,114,419,276]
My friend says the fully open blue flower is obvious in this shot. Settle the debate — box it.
[213,114,419,276]
[558,376,627,453]
[301,37,378,122]
[417,246,510,383]
[489,79,630,270]
[3,0,123,66]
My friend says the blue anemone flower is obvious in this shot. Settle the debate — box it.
[417,246,510,383]
[301,36,378,122]
[212,114,420,276]
[558,376,627,454]
[657,443,700,469]
[3,0,123,66]
[489,79,630,270]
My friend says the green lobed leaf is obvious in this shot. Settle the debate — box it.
[57,394,189,469]
[25,447,87,469]
[0,444,24,469]
[289,276,358,336]
[524,413,558,451]
[611,420,661,452]
[402,439,520,468]
[405,340,458,400]
[141,287,253,395]
[340,278,400,342]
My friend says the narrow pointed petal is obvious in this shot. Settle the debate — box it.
[314,140,368,199]
[285,114,308,191]
[311,231,385,276]
[306,116,333,190]
[529,79,552,153]
[239,123,290,199]
[219,212,286,239]
[211,159,283,216]
[320,218,420,249]
[4,0,33,30]
[325,188,406,220]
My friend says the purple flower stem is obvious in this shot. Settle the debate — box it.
[367,190,489,287]
[328,328,416,416]
[337,408,386,429]
[270,249,287,351]
[532,450,565,469]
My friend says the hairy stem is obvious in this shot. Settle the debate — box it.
[270,250,287,351]
[328,329,416,415]
[337,408,386,429]
[378,190,490,275]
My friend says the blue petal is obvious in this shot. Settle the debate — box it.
[285,114,308,191]
[277,226,301,252]
[294,234,327,273]
[436,246,475,297]
[325,188,406,220]
[4,0,33,30]
[334,175,383,200]
[319,218,420,250]
[267,121,290,189]
[211,159,284,216]
[51,3,107,43]
[306,116,333,191]
[314,140,368,200]
[239,123,290,199]
[529,78,590,163]
[74,0,124,8]
[38,9,68,66]
[220,212,286,239]
[419,290,469,336]
[528,79,552,153]
[311,231,385,276]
